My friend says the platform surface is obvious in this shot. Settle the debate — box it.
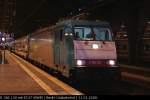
[0,51,82,95]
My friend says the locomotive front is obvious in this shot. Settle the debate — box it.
[67,21,120,80]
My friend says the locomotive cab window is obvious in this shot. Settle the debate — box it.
[93,27,112,41]
[74,26,112,41]
[74,27,93,40]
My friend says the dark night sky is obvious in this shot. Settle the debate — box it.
[15,0,97,31]
[14,0,115,37]
[14,0,150,38]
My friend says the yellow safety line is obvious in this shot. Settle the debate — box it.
[11,52,83,95]
[8,53,58,95]
[32,68,84,95]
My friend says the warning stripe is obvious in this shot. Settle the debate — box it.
[11,52,83,95]
[9,53,58,95]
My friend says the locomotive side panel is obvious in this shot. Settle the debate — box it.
[53,26,74,77]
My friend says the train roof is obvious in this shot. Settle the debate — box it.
[31,19,111,36]
[56,19,110,27]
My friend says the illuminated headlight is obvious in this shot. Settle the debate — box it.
[108,60,115,66]
[77,60,83,66]
[70,33,73,36]
[65,33,73,36]
[65,33,69,36]
[92,44,99,49]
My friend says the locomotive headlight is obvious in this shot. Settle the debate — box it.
[65,33,73,36]
[92,44,99,49]
[65,33,69,36]
[108,60,115,66]
[77,60,83,66]
[70,33,73,36]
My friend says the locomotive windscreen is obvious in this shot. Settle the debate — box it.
[74,26,112,41]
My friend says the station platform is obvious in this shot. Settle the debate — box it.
[0,51,83,95]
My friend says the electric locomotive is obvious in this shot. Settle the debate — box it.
[12,19,120,81]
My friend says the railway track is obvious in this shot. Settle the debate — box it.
[68,64,150,95]
[120,64,150,89]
